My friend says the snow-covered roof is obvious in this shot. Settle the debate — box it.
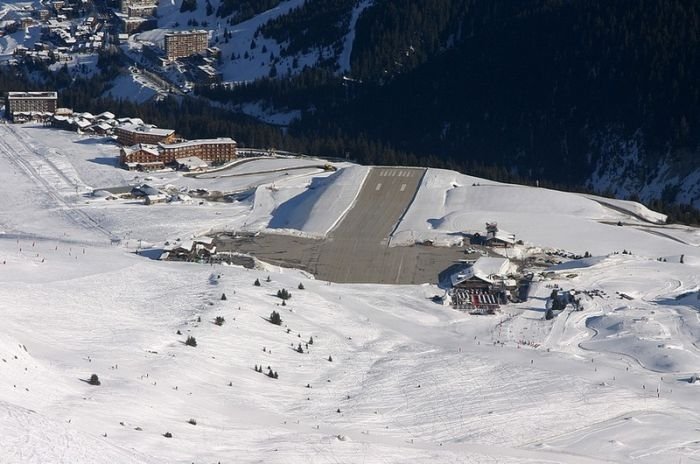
[73,119,91,129]
[96,111,115,120]
[117,123,174,137]
[193,236,214,245]
[122,143,161,157]
[7,91,57,100]
[450,257,513,287]
[91,122,113,131]
[131,184,161,196]
[117,117,144,125]
[488,229,516,244]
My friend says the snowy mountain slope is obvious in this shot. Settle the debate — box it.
[1,123,700,462]
[127,0,378,84]
[0,401,165,464]
[140,0,361,83]
[392,168,700,259]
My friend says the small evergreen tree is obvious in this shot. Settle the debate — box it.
[266,276,271,282]
[308,336,314,345]
[269,310,282,325]
[214,316,225,326]
[298,282,305,290]
[88,373,101,385]
[163,432,173,438]
[185,335,197,347]
[254,278,261,286]
[328,355,333,362]
[277,288,291,300]
[221,293,227,300]
[296,343,304,353]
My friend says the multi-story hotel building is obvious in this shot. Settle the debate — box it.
[114,123,176,146]
[5,91,58,121]
[164,30,208,60]
[159,138,237,164]
[120,138,237,169]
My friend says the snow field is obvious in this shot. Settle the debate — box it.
[1,124,700,462]
[393,168,700,260]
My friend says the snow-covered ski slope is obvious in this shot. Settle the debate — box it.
[0,124,699,463]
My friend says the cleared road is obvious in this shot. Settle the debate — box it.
[217,167,473,284]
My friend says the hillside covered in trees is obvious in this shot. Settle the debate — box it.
[208,0,700,207]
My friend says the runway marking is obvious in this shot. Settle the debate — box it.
[400,183,406,192]
[376,183,382,191]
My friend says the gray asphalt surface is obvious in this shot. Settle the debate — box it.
[216,167,477,284]
[315,167,426,283]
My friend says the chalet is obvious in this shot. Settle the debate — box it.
[130,183,161,198]
[95,111,115,120]
[450,257,516,313]
[485,222,515,248]
[160,237,216,261]
[88,121,113,135]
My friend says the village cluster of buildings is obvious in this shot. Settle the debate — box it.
[3,90,238,171]
[0,0,96,39]
[3,0,222,89]
[7,13,111,66]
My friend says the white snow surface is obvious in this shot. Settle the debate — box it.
[260,164,369,237]
[393,168,700,259]
[1,124,700,463]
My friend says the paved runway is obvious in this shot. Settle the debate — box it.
[216,167,473,284]
[314,167,425,282]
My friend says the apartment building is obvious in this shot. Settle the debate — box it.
[164,30,208,60]
[5,91,58,121]
[114,123,176,146]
